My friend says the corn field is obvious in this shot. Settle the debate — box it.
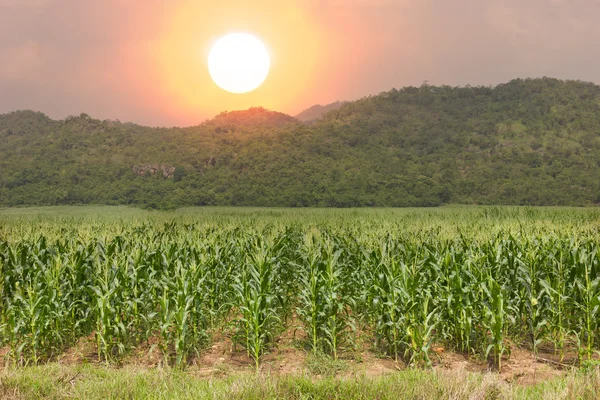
[0,206,599,369]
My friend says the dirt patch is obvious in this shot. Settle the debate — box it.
[0,333,574,386]
[260,322,307,376]
[261,346,306,376]
[58,334,99,366]
[432,346,569,386]
[434,350,488,374]
[0,346,10,368]
[125,336,163,367]
[349,352,400,378]
[191,331,253,378]
[500,348,571,386]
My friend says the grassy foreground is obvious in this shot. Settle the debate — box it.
[0,364,598,400]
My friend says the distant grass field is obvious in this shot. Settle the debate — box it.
[1,205,599,239]
[1,206,599,399]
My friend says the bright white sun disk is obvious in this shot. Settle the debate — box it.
[208,33,270,94]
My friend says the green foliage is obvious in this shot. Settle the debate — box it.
[233,235,287,368]
[296,235,354,358]
[1,206,600,371]
[2,78,600,207]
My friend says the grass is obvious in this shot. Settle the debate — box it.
[1,205,599,244]
[303,352,349,377]
[1,364,599,399]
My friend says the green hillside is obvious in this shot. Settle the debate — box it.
[1,78,600,208]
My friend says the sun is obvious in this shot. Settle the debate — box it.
[208,33,271,94]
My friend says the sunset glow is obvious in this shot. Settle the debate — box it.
[1,0,598,126]
[153,0,327,124]
[208,33,270,94]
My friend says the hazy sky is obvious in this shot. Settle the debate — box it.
[1,0,600,126]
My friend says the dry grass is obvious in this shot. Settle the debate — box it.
[0,363,598,400]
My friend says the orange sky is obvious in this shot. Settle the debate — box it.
[1,0,600,126]
[151,0,330,124]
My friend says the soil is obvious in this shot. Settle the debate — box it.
[192,332,253,378]
[0,333,584,386]
[432,345,577,386]
[58,334,98,366]
[0,346,10,368]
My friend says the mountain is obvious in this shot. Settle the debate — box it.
[1,78,600,209]
[207,107,299,130]
[295,102,344,123]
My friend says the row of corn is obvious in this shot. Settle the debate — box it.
[0,224,599,369]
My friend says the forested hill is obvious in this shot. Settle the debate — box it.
[1,78,600,209]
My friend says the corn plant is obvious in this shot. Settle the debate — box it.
[572,246,600,361]
[157,260,208,368]
[482,277,511,371]
[297,235,353,359]
[233,236,283,369]
[438,248,478,354]
[369,239,406,360]
[539,246,570,361]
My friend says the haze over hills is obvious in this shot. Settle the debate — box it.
[295,102,345,123]
[1,77,599,209]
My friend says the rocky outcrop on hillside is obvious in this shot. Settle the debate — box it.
[132,164,175,178]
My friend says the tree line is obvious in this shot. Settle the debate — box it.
[1,78,599,209]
